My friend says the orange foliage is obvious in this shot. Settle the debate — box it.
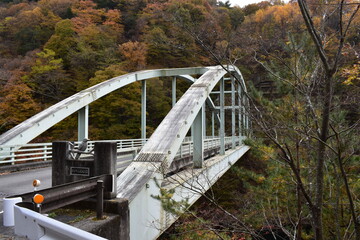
[0,78,40,129]
[119,41,148,71]
[71,0,123,34]
[245,3,303,40]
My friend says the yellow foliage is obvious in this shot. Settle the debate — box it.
[342,61,360,85]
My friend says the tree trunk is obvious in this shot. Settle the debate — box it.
[313,72,333,240]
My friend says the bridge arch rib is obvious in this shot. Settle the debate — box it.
[116,65,250,240]
[0,67,223,146]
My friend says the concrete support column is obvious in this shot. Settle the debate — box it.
[78,105,89,142]
[220,78,225,155]
[193,107,204,168]
[94,141,117,198]
[231,75,236,149]
[52,141,69,186]
[141,80,146,140]
[172,77,176,107]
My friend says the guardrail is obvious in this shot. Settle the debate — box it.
[10,174,113,213]
[4,174,113,228]
[0,136,244,165]
[14,204,106,240]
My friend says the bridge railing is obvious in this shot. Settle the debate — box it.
[0,139,148,165]
[0,143,53,165]
[0,136,244,166]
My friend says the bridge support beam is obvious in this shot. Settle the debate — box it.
[141,80,146,140]
[245,95,249,136]
[172,77,176,107]
[238,82,242,143]
[78,105,89,142]
[211,111,215,138]
[193,106,204,168]
[242,91,247,136]
[203,104,206,137]
[231,75,236,149]
[220,78,225,155]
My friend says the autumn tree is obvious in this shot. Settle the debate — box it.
[22,49,70,106]
[0,54,40,133]
[242,1,360,239]
[88,64,142,139]
[118,41,148,71]
[296,0,359,239]
[2,5,60,55]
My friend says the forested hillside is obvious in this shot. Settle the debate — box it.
[0,0,359,239]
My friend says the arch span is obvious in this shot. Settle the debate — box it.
[116,65,249,240]
[0,67,214,146]
[117,65,247,199]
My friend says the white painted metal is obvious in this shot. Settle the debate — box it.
[78,105,89,142]
[136,67,227,167]
[141,80,147,139]
[231,76,236,149]
[0,67,210,147]
[116,65,250,240]
[172,76,176,107]
[0,137,234,165]
[220,77,225,155]
[193,107,204,168]
[238,82,242,139]
[0,67,231,162]
[202,103,206,136]
[14,205,106,240]
[3,197,22,226]
[211,111,215,137]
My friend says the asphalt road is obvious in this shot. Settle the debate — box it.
[0,167,52,214]
[0,153,133,214]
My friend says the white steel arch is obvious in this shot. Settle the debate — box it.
[0,67,213,146]
[116,65,249,240]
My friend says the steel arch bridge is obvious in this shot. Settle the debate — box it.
[0,65,251,240]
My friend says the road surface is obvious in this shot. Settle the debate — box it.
[0,167,52,213]
[0,154,133,214]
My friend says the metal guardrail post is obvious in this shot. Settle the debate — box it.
[97,180,104,219]
[3,197,22,226]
